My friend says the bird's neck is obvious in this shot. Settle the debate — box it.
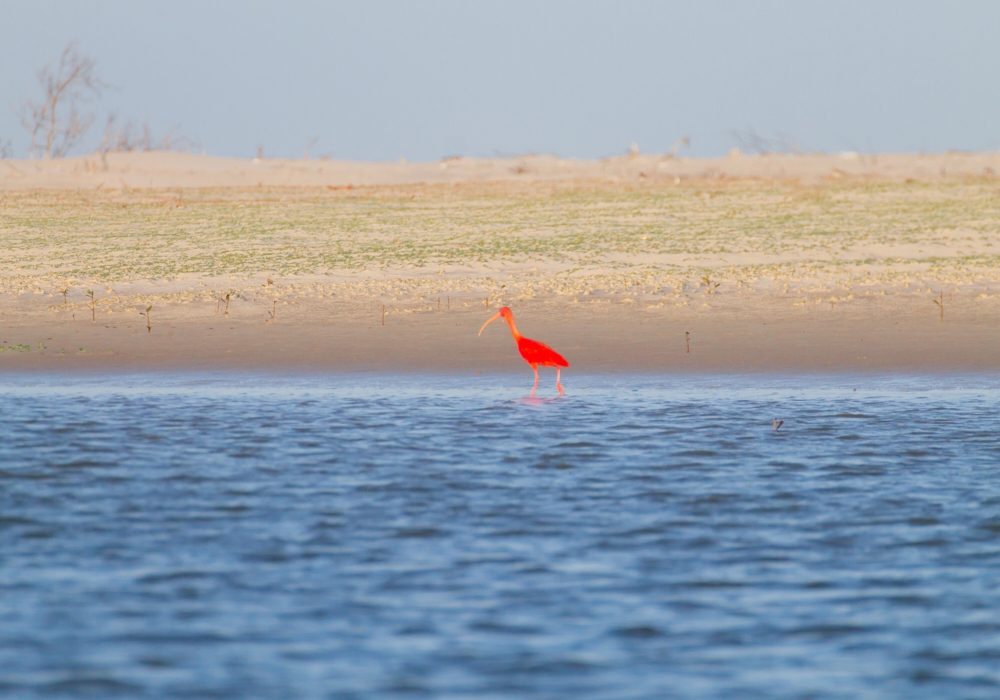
[505,316,523,341]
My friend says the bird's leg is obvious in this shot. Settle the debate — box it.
[556,368,564,396]
[530,364,539,397]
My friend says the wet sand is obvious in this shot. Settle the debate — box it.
[2,294,997,374]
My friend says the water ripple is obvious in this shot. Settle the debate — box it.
[1,372,1000,699]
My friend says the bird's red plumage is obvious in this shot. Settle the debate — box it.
[517,337,569,368]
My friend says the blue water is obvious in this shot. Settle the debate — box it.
[1,372,1000,699]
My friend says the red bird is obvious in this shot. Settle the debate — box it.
[479,306,569,396]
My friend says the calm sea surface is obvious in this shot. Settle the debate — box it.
[1,372,999,699]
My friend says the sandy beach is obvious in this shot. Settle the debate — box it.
[3,151,1000,373]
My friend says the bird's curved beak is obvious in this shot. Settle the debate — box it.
[478,312,502,336]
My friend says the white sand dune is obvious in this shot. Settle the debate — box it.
[3,150,999,190]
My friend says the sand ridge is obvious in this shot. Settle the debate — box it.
[3,150,1000,190]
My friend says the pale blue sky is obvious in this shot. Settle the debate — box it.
[2,1,998,160]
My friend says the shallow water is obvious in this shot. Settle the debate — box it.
[1,372,1000,699]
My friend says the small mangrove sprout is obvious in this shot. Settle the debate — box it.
[685,331,690,354]
[60,288,69,305]
[216,292,231,316]
[139,305,152,333]
[86,289,95,322]
[932,291,944,321]
[701,274,721,295]
[267,300,277,323]
[773,419,784,432]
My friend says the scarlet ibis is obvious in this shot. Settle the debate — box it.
[479,306,569,396]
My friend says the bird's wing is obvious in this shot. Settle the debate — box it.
[518,338,569,367]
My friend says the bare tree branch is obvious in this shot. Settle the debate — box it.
[99,113,194,153]
[14,42,110,158]
[666,136,690,158]
[303,136,320,160]
[729,127,803,155]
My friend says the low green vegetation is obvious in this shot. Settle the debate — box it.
[2,179,999,305]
